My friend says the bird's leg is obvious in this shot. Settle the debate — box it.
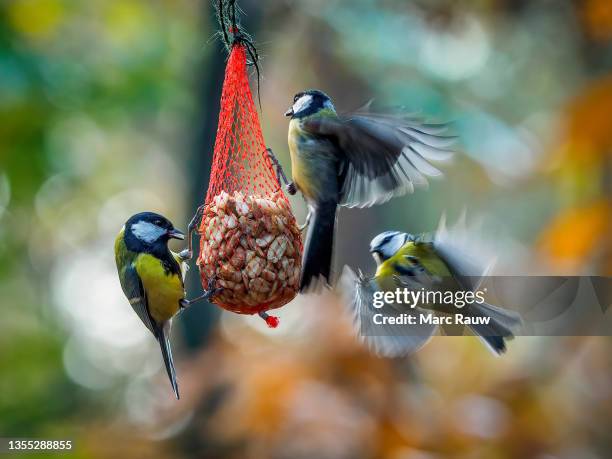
[266,147,288,184]
[266,147,297,195]
[392,274,419,289]
[299,208,312,232]
[180,278,222,309]
[178,204,205,261]
[392,275,409,288]
[179,294,207,309]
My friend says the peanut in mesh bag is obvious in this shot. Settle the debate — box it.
[198,190,302,314]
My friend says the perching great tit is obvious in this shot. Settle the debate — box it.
[115,212,216,399]
[341,224,522,357]
[269,89,454,292]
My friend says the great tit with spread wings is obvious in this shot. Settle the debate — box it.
[341,225,522,357]
[268,89,454,291]
[115,212,216,399]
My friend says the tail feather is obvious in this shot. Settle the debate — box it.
[300,202,337,292]
[158,322,179,399]
[468,302,522,355]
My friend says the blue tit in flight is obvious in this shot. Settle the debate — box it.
[342,226,522,357]
[268,89,454,291]
[115,212,217,399]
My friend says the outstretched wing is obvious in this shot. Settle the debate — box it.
[433,213,494,292]
[302,110,455,208]
[340,266,436,358]
[119,263,156,336]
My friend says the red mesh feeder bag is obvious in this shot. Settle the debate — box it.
[198,44,302,318]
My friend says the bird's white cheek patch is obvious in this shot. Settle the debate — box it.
[131,221,166,243]
[293,94,313,115]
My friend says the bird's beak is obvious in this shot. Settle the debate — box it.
[284,107,293,117]
[168,229,185,240]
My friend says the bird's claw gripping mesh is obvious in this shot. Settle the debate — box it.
[198,45,302,316]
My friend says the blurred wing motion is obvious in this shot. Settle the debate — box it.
[433,214,523,353]
[303,109,455,208]
[433,213,494,291]
[340,267,436,357]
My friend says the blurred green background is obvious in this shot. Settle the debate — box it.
[0,0,611,458]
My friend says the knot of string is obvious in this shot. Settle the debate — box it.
[215,0,261,107]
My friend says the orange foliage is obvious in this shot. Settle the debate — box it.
[563,75,612,162]
[538,199,611,273]
[581,0,612,41]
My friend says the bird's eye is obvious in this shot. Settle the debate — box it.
[154,219,162,225]
[294,94,301,102]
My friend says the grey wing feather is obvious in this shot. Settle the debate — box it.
[433,213,493,291]
[305,111,455,208]
[340,267,436,358]
[121,263,156,336]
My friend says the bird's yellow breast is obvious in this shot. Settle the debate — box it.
[135,253,184,323]
[288,118,340,202]
[374,260,400,291]
[374,242,452,290]
[288,120,312,195]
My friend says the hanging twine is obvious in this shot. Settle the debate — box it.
[214,0,261,106]
[198,3,302,316]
